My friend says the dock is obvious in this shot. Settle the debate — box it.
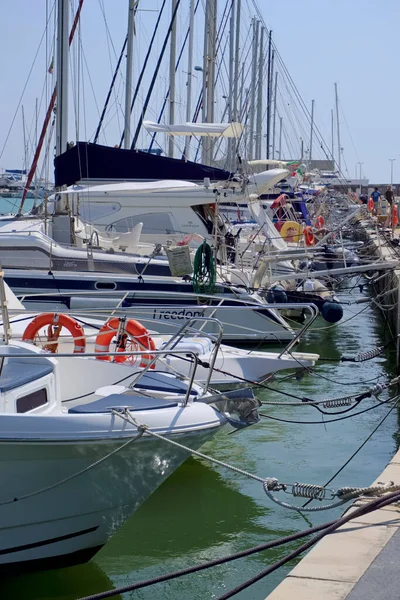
[264,446,400,600]
[265,215,400,600]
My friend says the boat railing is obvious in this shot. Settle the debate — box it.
[11,290,320,345]
[129,315,224,394]
[0,348,206,407]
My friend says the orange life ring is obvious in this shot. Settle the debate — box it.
[315,215,325,229]
[303,226,315,246]
[95,317,156,368]
[22,313,86,353]
[367,197,374,211]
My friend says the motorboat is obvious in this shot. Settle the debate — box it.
[4,305,319,390]
[0,284,260,571]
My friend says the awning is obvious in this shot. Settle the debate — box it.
[143,121,244,138]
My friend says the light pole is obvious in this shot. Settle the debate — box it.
[389,158,396,185]
[357,161,364,196]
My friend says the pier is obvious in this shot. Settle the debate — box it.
[265,216,400,600]
[265,447,400,600]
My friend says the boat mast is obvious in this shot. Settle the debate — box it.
[201,0,217,166]
[22,106,27,175]
[265,30,272,158]
[124,0,136,150]
[227,0,236,170]
[168,0,178,157]
[231,0,240,169]
[183,0,195,160]
[55,0,69,158]
[272,71,277,159]
[18,0,84,215]
[334,82,341,171]
[248,18,259,160]
[255,26,264,159]
[309,98,314,163]
[331,108,334,162]
[278,115,282,159]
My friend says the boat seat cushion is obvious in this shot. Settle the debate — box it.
[133,371,197,395]
[0,361,53,392]
[69,393,178,414]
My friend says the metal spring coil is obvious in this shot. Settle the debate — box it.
[322,397,354,408]
[354,347,384,362]
[292,483,327,500]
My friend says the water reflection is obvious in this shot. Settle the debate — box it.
[95,455,295,570]
[2,561,122,600]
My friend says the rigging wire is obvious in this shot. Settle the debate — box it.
[0,1,56,163]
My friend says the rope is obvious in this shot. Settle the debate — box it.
[170,353,397,408]
[215,489,400,600]
[76,491,400,600]
[112,410,400,514]
[303,397,400,507]
[259,393,399,424]
[113,409,266,484]
[192,240,216,297]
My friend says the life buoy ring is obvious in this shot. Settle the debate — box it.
[303,226,315,246]
[95,317,156,368]
[367,197,374,211]
[280,220,303,243]
[315,215,325,229]
[22,313,86,353]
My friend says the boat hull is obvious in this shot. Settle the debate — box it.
[4,269,294,343]
[0,427,220,571]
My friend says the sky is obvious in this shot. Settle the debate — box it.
[0,0,399,183]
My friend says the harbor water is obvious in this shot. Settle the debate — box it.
[3,282,399,600]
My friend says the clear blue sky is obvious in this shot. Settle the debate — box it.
[0,0,398,183]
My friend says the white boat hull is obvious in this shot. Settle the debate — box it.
[0,424,221,570]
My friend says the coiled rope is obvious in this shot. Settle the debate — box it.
[192,240,216,298]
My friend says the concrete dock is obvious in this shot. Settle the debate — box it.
[265,448,400,600]
[266,215,400,600]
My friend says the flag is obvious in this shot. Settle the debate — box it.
[48,58,54,74]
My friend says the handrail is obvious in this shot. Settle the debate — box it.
[278,303,319,357]
[0,348,203,407]
[137,315,224,394]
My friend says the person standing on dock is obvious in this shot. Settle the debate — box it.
[385,185,395,228]
[385,185,394,206]
[371,187,381,215]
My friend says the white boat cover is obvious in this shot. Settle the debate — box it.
[249,168,291,195]
[52,180,199,197]
[143,121,244,138]
[247,197,287,251]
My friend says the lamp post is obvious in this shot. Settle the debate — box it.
[389,158,396,185]
[357,161,364,196]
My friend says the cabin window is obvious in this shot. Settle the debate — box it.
[16,388,48,413]
[79,202,122,223]
[109,212,178,234]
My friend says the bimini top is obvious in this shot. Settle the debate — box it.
[143,121,244,138]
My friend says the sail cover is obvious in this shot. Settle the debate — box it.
[54,141,232,187]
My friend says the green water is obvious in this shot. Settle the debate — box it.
[3,285,399,600]
[0,195,36,215]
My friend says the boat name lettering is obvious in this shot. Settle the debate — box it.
[152,309,203,320]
